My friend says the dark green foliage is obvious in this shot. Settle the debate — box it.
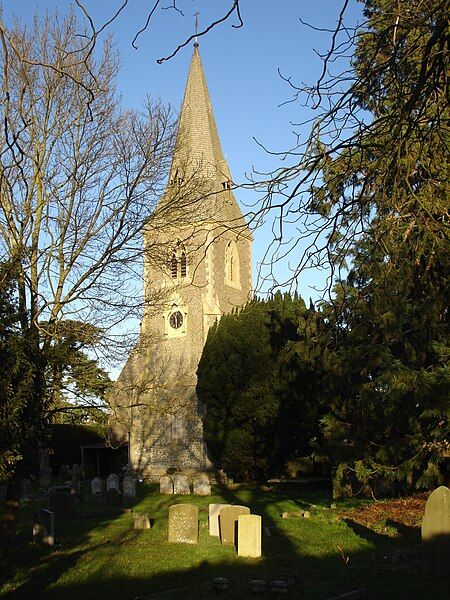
[49,423,104,470]
[197,293,321,480]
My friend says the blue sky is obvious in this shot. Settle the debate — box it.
[5,0,363,300]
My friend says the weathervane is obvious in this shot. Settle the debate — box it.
[194,10,200,46]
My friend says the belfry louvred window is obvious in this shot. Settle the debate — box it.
[170,245,187,279]
[171,255,178,278]
[180,252,187,277]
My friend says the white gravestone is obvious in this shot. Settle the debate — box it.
[238,514,262,558]
[106,473,119,492]
[91,477,102,495]
[123,475,137,498]
[193,473,211,496]
[209,504,228,537]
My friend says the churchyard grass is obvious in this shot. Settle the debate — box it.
[0,482,445,599]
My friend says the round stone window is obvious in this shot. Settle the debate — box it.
[169,310,183,329]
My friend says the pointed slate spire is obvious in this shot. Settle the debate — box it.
[167,44,250,230]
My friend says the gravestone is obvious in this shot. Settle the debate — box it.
[123,475,137,498]
[209,503,228,537]
[168,504,198,543]
[133,513,152,529]
[106,488,122,507]
[219,505,250,546]
[33,509,55,545]
[39,465,52,487]
[91,477,102,495]
[193,473,211,496]
[160,476,174,494]
[238,514,262,558]
[50,492,73,518]
[71,464,81,478]
[59,464,71,481]
[173,474,190,495]
[106,473,119,492]
[421,485,450,573]
[70,475,80,495]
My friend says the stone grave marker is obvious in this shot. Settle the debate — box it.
[173,474,190,495]
[160,475,173,494]
[59,464,71,481]
[123,475,137,498]
[50,492,73,518]
[33,509,55,545]
[91,477,102,495]
[168,504,198,543]
[209,503,228,537]
[106,473,119,492]
[193,473,211,496]
[106,488,122,507]
[70,475,80,495]
[39,465,52,487]
[219,505,250,546]
[133,513,152,529]
[238,514,262,558]
[71,464,81,478]
[421,485,450,573]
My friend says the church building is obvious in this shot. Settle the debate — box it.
[108,43,253,478]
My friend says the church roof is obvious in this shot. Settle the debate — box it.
[166,44,250,234]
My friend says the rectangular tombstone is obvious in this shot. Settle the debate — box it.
[160,476,174,494]
[50,492,73,518]
[106,473,119,492]
[219,505,250,546]
[123,476,137,498]
[91,477,102,495]
[173,474,190,495]
[238,514,262,558]
[168,504,198,544]
[33,509,55,545]
[133,513,152,530]
[209,503,228,537]
[421,485,450,574]
[193,473,211,496]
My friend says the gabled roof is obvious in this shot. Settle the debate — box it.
[165,44,251,234]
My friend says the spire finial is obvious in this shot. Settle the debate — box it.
[194,10,200,47]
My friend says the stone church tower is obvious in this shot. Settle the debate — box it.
[108,43,252,478]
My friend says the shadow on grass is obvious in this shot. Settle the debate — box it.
[1,483,448,600]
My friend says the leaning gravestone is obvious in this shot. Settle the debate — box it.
[193,473,211,496]
[106,488,122,508]
[160,476,174,494]
[219,505,250,546]
[168,504,199,543]
[209,504,228,537]
[238,514,262,558]
[33,509,55,545]
[106,473,119,492]
[39,465,52,488]
[59,464,71,482]
[421,485,450,574]
[50,492,73,518]
[123,475,137,498]
[91,477,102,495]
[133,513,152,530]
[173,474,190,495]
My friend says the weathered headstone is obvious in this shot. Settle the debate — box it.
[238,514,262,558]
[219,505,250,546]
[133,513,152,529]
[421,485,450,573]
[59,464,71,481]
[106,473,119,492]
[71,464,81,478]
[38,465,52,488]
[168,504,198,543]
[91,477,102,495]
[106,488,122,507]
[160,475,174,494]
[173,474,190,495]
[32,509,55,545]
[123,475,137,498]
[50,492,73,518]
[209,503,228,537]
[193,473,211,496]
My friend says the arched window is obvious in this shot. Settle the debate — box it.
[225,240,240,287]
[170,255,178,278]
[180,252,187,278]
[166,412,184,442]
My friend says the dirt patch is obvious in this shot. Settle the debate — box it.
[339,493,428,530]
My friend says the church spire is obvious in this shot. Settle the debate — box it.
[167,44,249,230]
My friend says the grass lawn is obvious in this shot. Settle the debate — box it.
[0,481,446,599]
